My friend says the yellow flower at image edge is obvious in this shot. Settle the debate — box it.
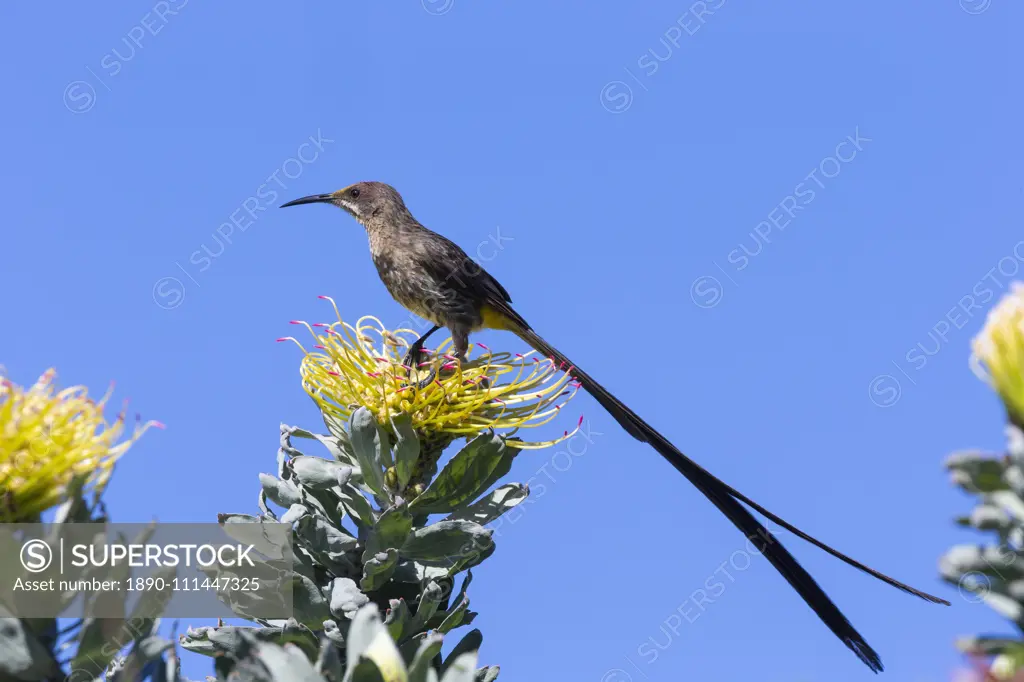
[0,368,161,522]
[971,283,1024,425]
[279,296,583,449]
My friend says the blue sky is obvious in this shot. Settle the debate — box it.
[2,1,1021,680]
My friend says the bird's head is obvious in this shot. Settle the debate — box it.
[279,181,407,226]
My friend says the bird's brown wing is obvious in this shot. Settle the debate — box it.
[412,226,531,328]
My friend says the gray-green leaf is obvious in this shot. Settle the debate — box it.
[439,652,478,682]
[475,665,500,682]
[296,426,360,469]
[365,507,414,562]
[330,577,370,620]
[362,549,401,591]
[291,573,332,627]
[261,474,304,508]
[408,633,444,682]
[338,482,378,529]
[445,484,528,527]
[350,407,387,496]
[409,580,444,633]
[391,414,420,489]
[401,521,493,567]
[256,641,324,682]
[946,451,1008,492]
[292,456,355,490]
[296,514,359,570]
[384,598,410,642]
[437,596,469,635]
[346,604,385,673]
[409,433,515,515]
[441,630,482,677]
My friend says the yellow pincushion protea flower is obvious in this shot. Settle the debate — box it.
[971,283,1024,425]
[0,368,160,522]
[279,296,582,450]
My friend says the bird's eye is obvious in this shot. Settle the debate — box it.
[350,188,360,198]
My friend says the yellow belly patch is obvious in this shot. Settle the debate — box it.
[480,305,512,331]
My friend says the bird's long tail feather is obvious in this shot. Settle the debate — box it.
[510,324,948,673]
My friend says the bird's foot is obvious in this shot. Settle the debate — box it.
[413,370,437,391]
[400,348,491,391]
[401,344,437,390]
[401,343,429,372]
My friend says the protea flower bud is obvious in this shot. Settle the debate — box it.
[383,466,398,489]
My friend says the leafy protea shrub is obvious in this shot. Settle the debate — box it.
[0,368,171,682]
[940,284,1024,679]
[182,300,579,680]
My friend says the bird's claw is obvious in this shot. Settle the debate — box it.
[400,348,490,391]
[402,344,437,390]
[412,369,436,391]
[401,347,422,372]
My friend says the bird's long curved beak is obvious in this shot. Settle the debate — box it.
[280,193,333,208]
